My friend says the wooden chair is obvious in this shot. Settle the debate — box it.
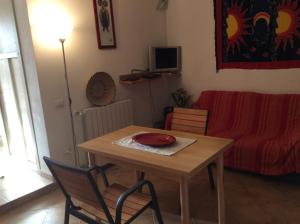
[171,107,215,189]
[43,157,164,224]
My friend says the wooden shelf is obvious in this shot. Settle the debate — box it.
[119,72,180,85]
[119,78,145,85]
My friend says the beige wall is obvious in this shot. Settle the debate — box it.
[24,0,170,164]
[166,0,300,102]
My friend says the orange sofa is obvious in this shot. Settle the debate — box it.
[166,91,300,175]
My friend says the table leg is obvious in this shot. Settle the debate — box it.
[216,154,225,224]
[88,152,96,168]
[180,177,190,224]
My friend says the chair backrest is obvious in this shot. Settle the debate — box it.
[171,107,208,135]
[43,157,113,222]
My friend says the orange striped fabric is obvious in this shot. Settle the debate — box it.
[191,91,300,175]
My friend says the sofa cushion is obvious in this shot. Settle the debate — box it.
[193,90,300,175]
[221,133,300,174]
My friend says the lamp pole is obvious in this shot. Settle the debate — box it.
[59,38,79,166]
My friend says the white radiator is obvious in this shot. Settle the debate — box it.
[81,99,133,140]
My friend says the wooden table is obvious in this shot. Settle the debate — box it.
[78,125,234,224]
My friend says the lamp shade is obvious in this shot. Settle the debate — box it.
[30,3,73,45]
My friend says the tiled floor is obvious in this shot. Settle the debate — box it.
[0,156,53,208]
[0,189,183,224]
[0,166,299,224]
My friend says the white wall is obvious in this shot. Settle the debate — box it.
[24,0,172,164]
[166,0,300,102]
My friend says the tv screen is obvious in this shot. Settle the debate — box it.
[155,48,178,69]
[149,46,181,72]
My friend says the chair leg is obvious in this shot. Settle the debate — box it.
[146,181,164,224]
[64,200,70,224]
[152,202,164,224]
[150,195,164,224]
[136,171,145,193]
[207,164,215,190]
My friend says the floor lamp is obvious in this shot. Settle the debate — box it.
[59,38,79,166]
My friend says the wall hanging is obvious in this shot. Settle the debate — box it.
[215,0,300,70]
[86,72,116,106]
[93,0,116,49]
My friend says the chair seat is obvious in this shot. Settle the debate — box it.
[74,183,152,224]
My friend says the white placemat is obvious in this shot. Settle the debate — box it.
[113,132,197,156]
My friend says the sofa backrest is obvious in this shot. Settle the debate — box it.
[193,91,300,137]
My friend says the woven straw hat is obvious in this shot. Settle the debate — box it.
[86,72,116,106]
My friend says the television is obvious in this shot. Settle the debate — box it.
[149,46,182,72]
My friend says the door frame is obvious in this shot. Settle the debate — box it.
[0,0,41,170]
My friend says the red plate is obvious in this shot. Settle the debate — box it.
[132,133,176,147]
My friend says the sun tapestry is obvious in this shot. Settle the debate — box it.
[215,0,300,70]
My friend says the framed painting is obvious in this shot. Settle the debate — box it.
[93,0,116,49]
[215,0,300,70]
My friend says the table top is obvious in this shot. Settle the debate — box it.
[78,125,234,177]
